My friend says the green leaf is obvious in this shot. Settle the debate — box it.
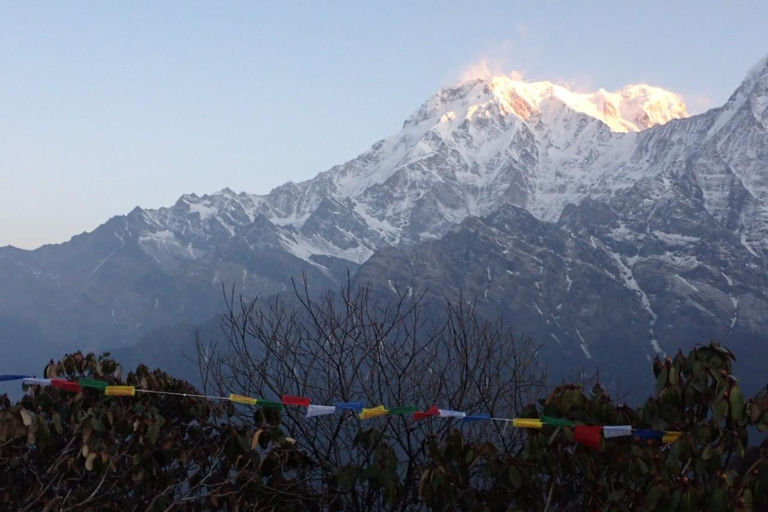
[667,490,681,512]
[37,417,51,447]
[575,453,592,479]
[637,458,649,475]
[52,411,63,434]
[680,490,697,512]
[709,487,727,512]
[668,366,679,386]
[713,399,728,423]
[90,417,104,433]
[742,489,753,511]
[237,434,250,452]
[147,423,159,445]
[608,490,625,503]
[759,462,768,489]
[730,387,745,421]
[560,390,574,412]
[656,367,669,395]
[645,486,662,510]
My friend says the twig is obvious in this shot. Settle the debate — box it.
[543,476,555,512]
[59,468,109,512]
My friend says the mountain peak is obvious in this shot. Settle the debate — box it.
[707,52,768,138]
[745,51,768,82]
[406,75,687,133]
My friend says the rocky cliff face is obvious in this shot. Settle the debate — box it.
[2,54,767,396]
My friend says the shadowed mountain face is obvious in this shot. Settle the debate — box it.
[2,54,768,398]
[354,190,768,397]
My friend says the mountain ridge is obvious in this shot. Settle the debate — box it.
[3,53,768,398]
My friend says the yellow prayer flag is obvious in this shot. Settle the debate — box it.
[662,431,682,444]
[105,386,135,397]
[359,405,388,420]
[229,394,258,406]
[512,418,543,429]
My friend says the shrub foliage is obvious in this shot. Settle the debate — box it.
[1,344,767,511]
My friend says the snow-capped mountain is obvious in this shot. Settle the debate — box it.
[2,53,768,396]
[123,51,766,278]
[126,72,691,270]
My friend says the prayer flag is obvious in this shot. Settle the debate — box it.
[574,425,602,450]
[307,405,336,417]
[542,416,574,427]
[229,394,258,406]
[51,379,81,393]
[282,395,311,407]
[662,431,682,444]
[22,378,52,386]
[0,375,31,382]
[79,378,108,390]
[105,386,135,397]
[438,409,466,419]
[414,406,440,420]
[360,405,388,420]
[335,401,365,412]
[603,425,632,438]
[257,399,285,410]
[513,418,543,429]
[463,413,492,422]
[633,429,664,441]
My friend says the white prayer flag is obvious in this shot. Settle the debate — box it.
[603,425,632,438]
[22,378,52,386]
[307,405,336,418]
[438,409,466,419]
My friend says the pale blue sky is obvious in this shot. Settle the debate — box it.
[2,2,767,249]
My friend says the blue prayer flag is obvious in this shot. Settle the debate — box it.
[0,375,31,382]
[463,413,492,422]
[335,401,365,412]
[633,429,664,440]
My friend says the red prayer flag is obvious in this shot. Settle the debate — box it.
[414,405,440,420]
[51,379,82,393]
[282,395,311,407]
[574,426,602,450]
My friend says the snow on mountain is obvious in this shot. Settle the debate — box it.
[404,77,687,133]
[127,73,696,268]
[118,52,768,279]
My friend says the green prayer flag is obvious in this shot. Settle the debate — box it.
[542,416,575,427]
[78,378,108,390]
[257,399,285,410]
[387,405,417,416]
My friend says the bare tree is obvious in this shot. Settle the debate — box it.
[197,276,546,511]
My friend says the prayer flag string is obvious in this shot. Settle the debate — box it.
[15,378,684,445]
